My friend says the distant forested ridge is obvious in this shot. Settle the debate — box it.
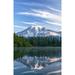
[14,33,61,47]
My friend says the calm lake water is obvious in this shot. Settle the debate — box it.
[14,56,61,75]
[14,47,61,75]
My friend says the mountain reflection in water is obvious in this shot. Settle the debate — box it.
[14,56,61,75]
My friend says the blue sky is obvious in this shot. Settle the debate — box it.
[14,0,61,33]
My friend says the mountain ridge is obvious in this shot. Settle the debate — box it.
[17,25,61,37]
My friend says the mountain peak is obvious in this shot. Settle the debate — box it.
[17,25,60,37]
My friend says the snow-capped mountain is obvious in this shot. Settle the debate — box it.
[17,25,61,37]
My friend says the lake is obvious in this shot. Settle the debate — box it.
[14,47,61,59]
[14,47,61,75]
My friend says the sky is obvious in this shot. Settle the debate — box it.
[14,0,61,33]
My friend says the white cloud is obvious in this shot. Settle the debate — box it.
[22,21,37,25]
[17,2,45,7]
[14,25,25,29]
[45,21,61,26]
[21,21,46,27]
[18,2,61,12]
[15,2,61,32]
[47,7,61,13]
[32,9,61,22]
[17,2,61,13]
[17,9,61,23]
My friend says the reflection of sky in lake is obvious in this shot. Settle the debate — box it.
[14,56,61,75]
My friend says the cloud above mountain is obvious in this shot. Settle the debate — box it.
[14,0,61,33]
